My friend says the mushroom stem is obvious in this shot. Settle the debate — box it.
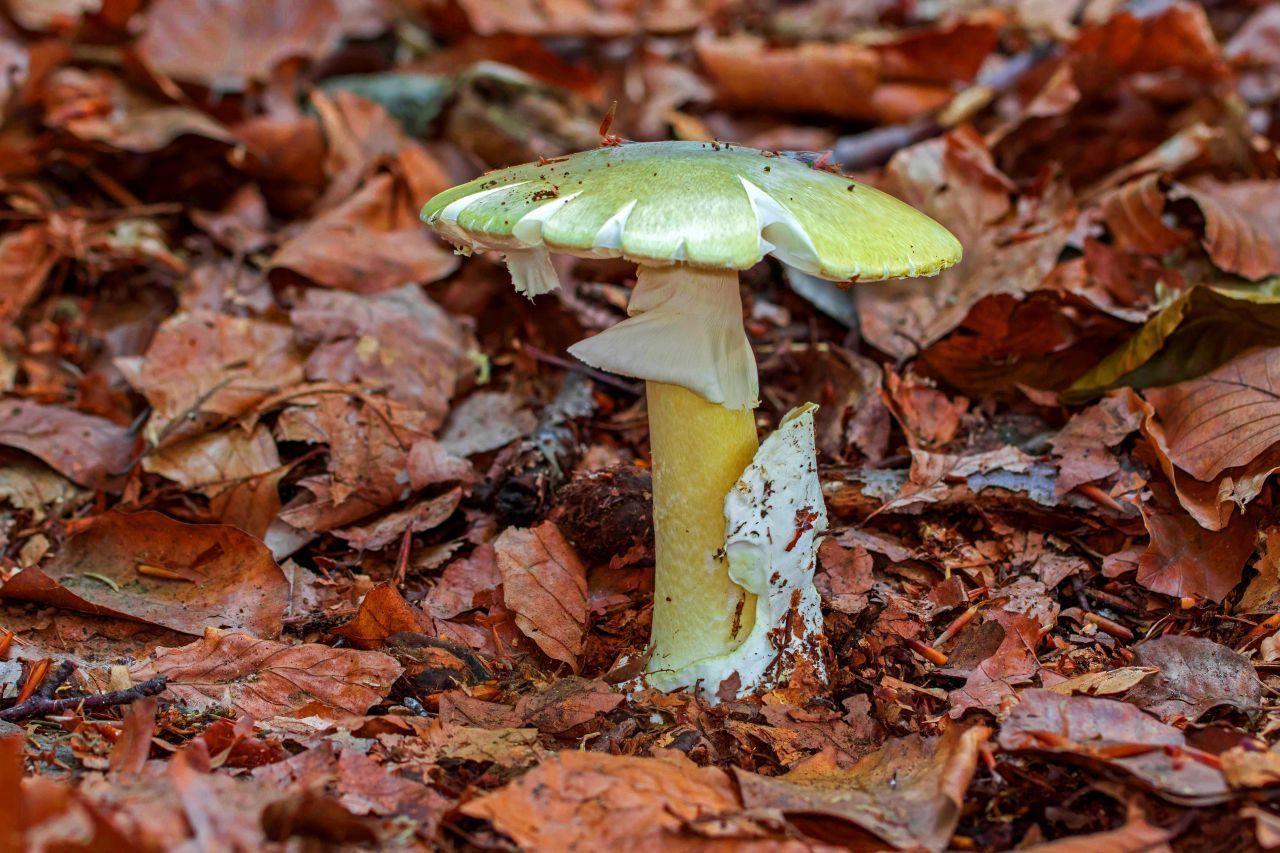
[647,380,759,676]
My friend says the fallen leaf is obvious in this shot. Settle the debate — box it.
[1126,634,1262,723]
[815,539,873,616]
[1048,667,1160,697]
[0,225,57,322]
[858,128,1075,360]
[514,677,623,734]
[1144,347,1280,482]
[1136,481,1257,602]
[439,391,537,457]
[462,750,742,850]
[1066,283,1280,402]
[1173,179,1280,281]
[128,311,304,446]
[1050,389,1144,495]
[948,613,1042,717]
[1000,689,1229,803]
[735,726,989,852]
[269,174,458,294]
[141,627,401,718]
[495,522,588,671]
[0,399,135,488]
[330,583,427,649]
[1,509,289,637]
[136,0,347,91]
[291,285,464,430]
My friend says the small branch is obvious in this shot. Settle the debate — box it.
[36,661,77,699]
[0,676,168,723]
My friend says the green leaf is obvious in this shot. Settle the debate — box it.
[1063,279,1280,402]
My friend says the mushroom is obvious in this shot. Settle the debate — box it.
[422,141,960,700]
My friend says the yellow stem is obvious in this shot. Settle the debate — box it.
[647,380,759,675]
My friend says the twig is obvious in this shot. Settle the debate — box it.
[832,41,1058,171]
[36,661,77,699]
[0,676,168,723]
[515,341,642,395]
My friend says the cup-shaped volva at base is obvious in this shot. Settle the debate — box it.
[646,403,828,702]
[645,380,760,674]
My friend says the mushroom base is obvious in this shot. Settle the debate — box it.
[647,403,828,702]
[646,380,760,675]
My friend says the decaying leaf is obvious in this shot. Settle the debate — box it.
[735,726,989,852]
[462,750,742,850]
[495,522,588,671]
[0,510,289,637]
[140,627,402,718]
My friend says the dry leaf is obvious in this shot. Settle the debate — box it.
[141,627,401,718]
[495,522,588,671]
[1,509,289,637]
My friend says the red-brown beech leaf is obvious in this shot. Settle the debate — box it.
[329,583,427,650]
[1137,480,1257,602]
[735,726,989,853]
[126,311,304,446]
[290,284,465,429]
[461,750,741,850]
[947,612,1042,718]
[1000,689,1229,804]
[1050,389,1144,496]
[495,522,588,671]
[1145,347,1280,482]
[269,174,458,294]
[513,677,624,735]
[136,0,346,91]
[0,224,57,322]
[1126,634,1263,723]
[857,128,1075,360]
[1173,179,1280,281]
[138,627,401,719]
[0,510,289,637]
[0,400,136,489]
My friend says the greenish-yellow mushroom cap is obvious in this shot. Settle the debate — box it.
[421,141,961,295]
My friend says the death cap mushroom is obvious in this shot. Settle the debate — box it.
[422,140,962,293]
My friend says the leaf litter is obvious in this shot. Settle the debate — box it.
[6,1,1280,850]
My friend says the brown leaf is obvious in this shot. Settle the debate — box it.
[330,583,427,650]
[141,627,401,718]
[815,539,872,616]
[1048,667,1160,698]
[0,509,289,637]
[514,677,624,734]
[1000,689,1229,803]
[275,393,441,532]
[1137,480,1257,602]
[1050,389,1144,495]
[858,129,1076,359]
[424,544,502,620]
[947,612,1042,718]
[462,750,741,850]
[269,174,458,293]
[495,522,588,671]
[128,311,304,445]
[1022,814,1174,852]
[735,725,989,852]
[0,225,57,322]
[439,391,538,457]
[291,284,465,430]
[696,35,879,122]
[332,488,462,551]
[0,400,136,488]
[136,0,346,90]
[109,696,158,779]
[1126,634,1262,723]
[1173,179,1280,281]
[1144,347,1280,482]
[1099,174,1191,255]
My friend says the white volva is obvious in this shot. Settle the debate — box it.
[644,404,827,698]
